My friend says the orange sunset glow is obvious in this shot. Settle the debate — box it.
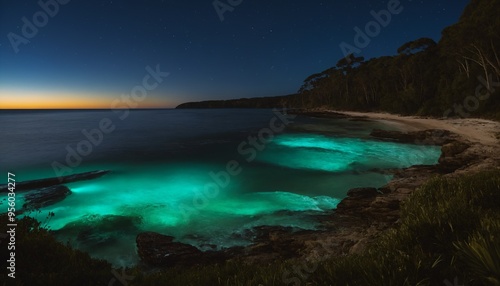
[0,89,171,109]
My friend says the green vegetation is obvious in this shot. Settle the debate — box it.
[3,170,499,285]
[288,0,500,119]
[177,0,500,121]
[0,213,113,286]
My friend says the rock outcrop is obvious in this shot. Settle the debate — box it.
[0,170,110,192]
[437,141,473,172]
[370,128,455,145]
[336,188,380,217]
[22,185,71,210]
[137,232,204,266]
[136,232,245,267]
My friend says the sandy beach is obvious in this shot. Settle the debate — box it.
[333,111,500,146]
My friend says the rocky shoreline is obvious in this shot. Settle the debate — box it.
[0,170,110,193]
[135,112,500,268]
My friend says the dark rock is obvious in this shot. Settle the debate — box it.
[22,185,71,210]
[378,165,440,194]
[393,165,439,179]
[370,129,414,143]
[245,226,310,260]
[437,141,479,173]
[346,187,378,198]
[440,141,470,158]
[0,170,110,193]
[336,189,378,217]
[136,225,308,267]
[137,232,202,266]
[370,129,455,145]
[229,228,255,241]
[368,168,399,175]
[252,225,295,242]
[136,232,245,267]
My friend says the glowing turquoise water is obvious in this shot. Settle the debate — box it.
[256,133,440,172]
[0,110,441,267]
[14,133,441,267]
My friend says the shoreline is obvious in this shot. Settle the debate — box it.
[332,110,500,146]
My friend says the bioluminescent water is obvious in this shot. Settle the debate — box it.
[0,109,441,266]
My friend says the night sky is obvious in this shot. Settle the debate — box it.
[0,0,470,108]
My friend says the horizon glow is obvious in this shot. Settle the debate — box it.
[0,89,173,109]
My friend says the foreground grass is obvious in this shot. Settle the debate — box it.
[0,214,113,285]
[1,170,499,285]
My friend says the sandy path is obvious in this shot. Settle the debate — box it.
[334,111,500,146]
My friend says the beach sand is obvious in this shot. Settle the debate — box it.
[333,111,500,146]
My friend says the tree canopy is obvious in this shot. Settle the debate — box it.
[285,0,500,119]
[177,0,500,120]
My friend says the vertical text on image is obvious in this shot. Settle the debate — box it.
[6,172,17,279]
